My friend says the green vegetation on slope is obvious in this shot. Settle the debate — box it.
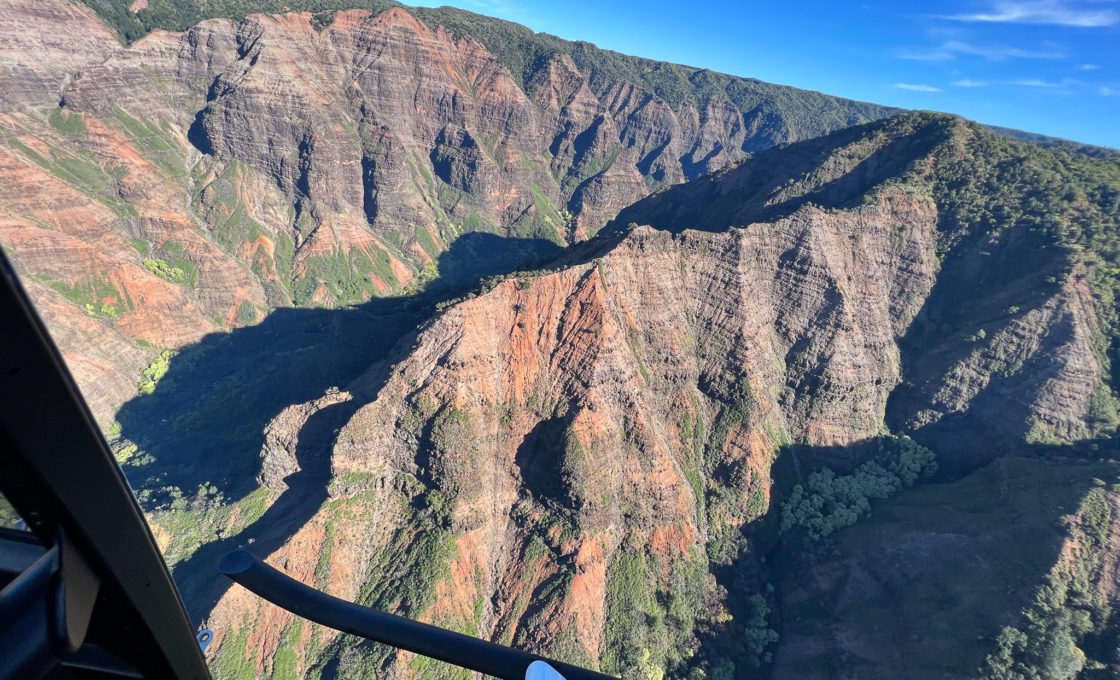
[8,137,135,216]
[290,247,398,306]
[47,108,88,138]
[151,485,272,567]
[600,547,733,679]
[924,119,1120,399]
[113,108,187,178]
[33,272,134,320]
[979,483,1117,679]
[77,0,397,42]
[311,483,458,680]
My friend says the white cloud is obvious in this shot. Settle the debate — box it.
[897,40,1064,61]
[1009,77,1085,87]
[939,1,1118,27]
[952,79,989,86]
[1100,85,1119,96]
[1012,78,1063,87]
[1079,63,1102,70]
[893,83,943,92]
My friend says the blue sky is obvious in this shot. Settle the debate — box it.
[407,0,1120,148]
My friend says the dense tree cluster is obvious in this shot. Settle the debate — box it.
[780,436,938,540]
[142,257,188,284]
[137,350,175,395]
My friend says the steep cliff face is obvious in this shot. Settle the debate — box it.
[613,112,1120,470]
[0,0,894,423]
[66,2,888,246]
[186,113,1120,678]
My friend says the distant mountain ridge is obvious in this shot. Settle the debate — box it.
[78,0,1120,155]
[79,0,898,140]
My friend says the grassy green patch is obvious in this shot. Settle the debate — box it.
[113,108,185,177]
[507,184,567,244]
[9,138,135,216]
[412,226,443,262]
[292,246,399,306]
[47,108,87,138]
[37,272,131,319]
[129,237,151,256]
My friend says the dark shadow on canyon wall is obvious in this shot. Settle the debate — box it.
[883,197,1073,478]
[602,119,950,236]
[435,231,563,285]
[514,415,573,508]
[701,437,1119,680]
[113,234,566,621]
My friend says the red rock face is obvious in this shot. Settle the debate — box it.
[205,197,944,674]
[206,198,1108,676]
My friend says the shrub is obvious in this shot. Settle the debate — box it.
[138,350,175,395]
[143,257,189,284]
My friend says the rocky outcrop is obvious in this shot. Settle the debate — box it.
[203,192,942,675]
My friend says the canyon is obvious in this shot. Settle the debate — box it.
[0,0,890,426]
[2,1,1120,679]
